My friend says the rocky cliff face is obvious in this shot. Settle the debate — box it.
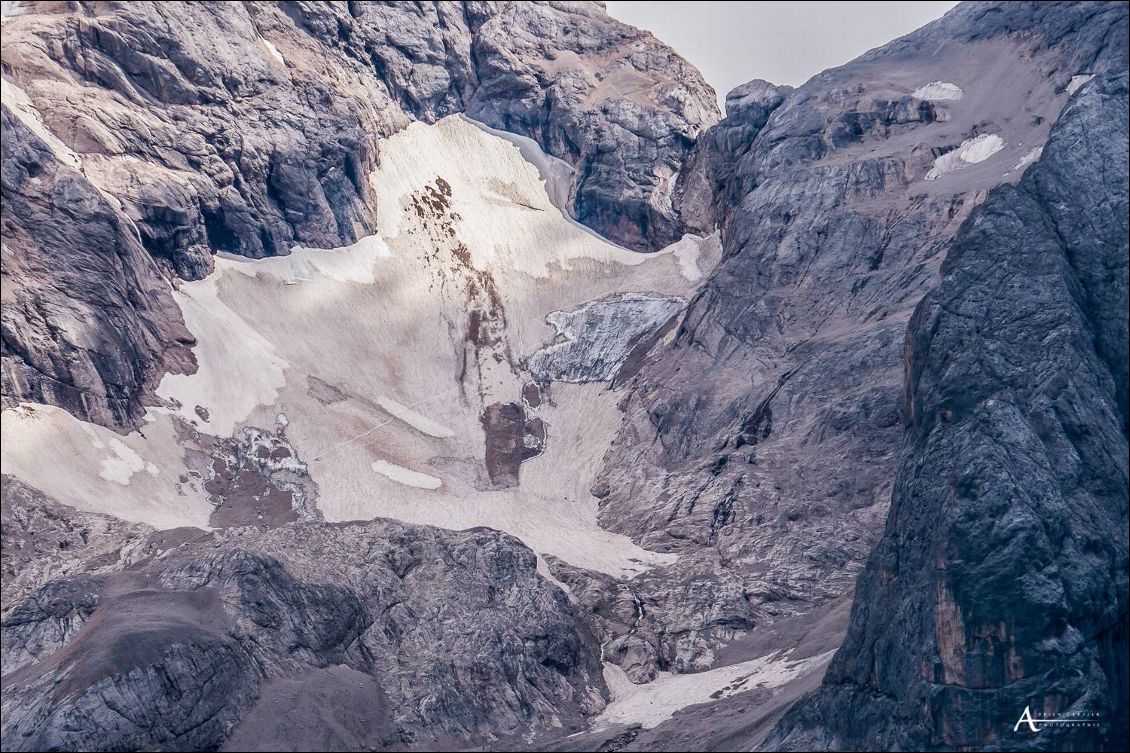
[1,0,717,430]
[1,486,605,751]
[1,107,196,428]
[579,0,1129,690]
[765,67,1129,753]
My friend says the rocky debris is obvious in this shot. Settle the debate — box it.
[585,0,1129,685]
[1,1,718,431]
[202,423,320,528]
[482,400,547,489]
[551,559,766,684]
[527,293,685,384]
[766,69,1129,753]
[0,494,607,751]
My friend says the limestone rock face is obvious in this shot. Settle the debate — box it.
[765,68,1129,753]
[0,489,605,751]
[1,108,195,428]
[464,2,720,250]
[584,0,1129,691]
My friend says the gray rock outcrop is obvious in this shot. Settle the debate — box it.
[0,486,605,751]
[582,0,1129,689]
[765,67,1128,753]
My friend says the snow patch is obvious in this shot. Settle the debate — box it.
[0,404,212,528]
[1066,74,1094,96]
[595,649,836,730]
[371,460,442,490]
[925,133,1005,181]
[371,118,649,275]
[912,81,963,101]
[260,37,285,66]
[1006,146,1043,176]
[223,234,392,285]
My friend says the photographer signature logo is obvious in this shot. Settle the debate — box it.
[1013,705,1102,733]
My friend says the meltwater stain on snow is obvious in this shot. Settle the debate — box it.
[911,81,963,101]
[925,133,1005,181]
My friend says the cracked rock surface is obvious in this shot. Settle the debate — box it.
[581,0,1129,695]
[765,67,1129,753]
[0,484,605,751]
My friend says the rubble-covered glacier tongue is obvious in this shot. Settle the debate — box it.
[527,293,686,384]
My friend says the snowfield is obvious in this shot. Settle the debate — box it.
[594,649,837,730]
[1,115,720,577]
[911,81,963,101]
[925,133,1005,181]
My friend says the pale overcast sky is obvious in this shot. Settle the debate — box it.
[606,1,959,105]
